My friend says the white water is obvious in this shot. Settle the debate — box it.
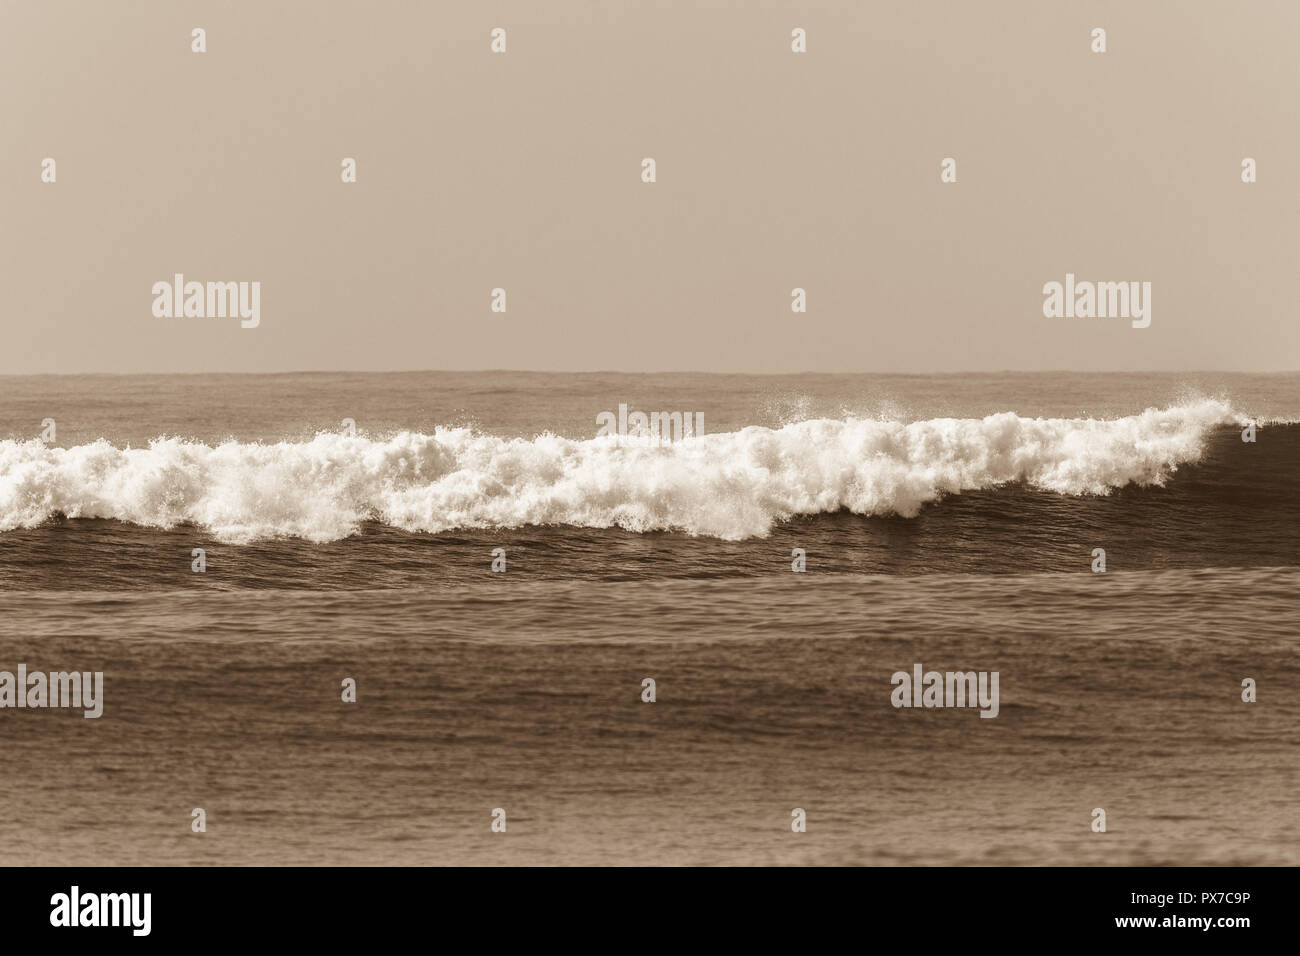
[0,400,1242,542]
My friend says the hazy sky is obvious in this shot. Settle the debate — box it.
[2,0,1297,374]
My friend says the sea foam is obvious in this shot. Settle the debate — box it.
[0,400,1243,542]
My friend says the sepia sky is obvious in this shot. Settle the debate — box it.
[2,0,1298,374]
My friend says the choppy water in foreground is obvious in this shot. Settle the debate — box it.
[0,571,1296,865]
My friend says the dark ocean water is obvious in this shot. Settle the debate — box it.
[0,371,1297,865]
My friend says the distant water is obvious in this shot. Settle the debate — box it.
[0,371,1297,865]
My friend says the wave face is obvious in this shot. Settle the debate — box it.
[0,400,1247,543]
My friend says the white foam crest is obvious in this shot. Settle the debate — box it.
[0,400,1243,542]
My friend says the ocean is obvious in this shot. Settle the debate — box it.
[1,370,1297,865]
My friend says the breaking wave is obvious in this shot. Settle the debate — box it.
[0,400,1248,542]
